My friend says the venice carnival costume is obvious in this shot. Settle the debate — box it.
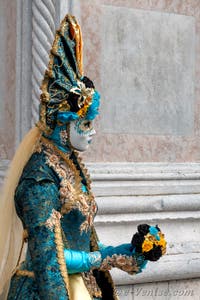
[0,15,166,300]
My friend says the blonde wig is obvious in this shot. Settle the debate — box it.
[0,126,41,299]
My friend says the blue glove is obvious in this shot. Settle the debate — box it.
[99,243,133,260]
[64,249,102,274]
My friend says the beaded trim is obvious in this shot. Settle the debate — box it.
[54,220,72,298]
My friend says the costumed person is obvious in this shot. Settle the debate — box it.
[0,14,166,300]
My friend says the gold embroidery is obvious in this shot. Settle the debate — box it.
[82,271,102,298]
[45,209,62,231]
[90,227,99,253]
[33,133,43,153]
[41,136,97,233]
[54,221,71,299]
[36,120,53,137]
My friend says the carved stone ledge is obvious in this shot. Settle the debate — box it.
[88,162,200,196]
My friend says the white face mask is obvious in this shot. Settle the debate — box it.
[69,119,96,152]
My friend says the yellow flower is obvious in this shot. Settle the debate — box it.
[142,240,153,252]
[157,239,167,248]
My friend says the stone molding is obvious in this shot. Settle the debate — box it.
[88,162,200,196]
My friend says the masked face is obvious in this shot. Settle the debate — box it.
[69,119,96,152]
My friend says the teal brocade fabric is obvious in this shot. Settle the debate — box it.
[7,151,98,300]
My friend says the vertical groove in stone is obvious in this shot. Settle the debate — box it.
[31,0,56,126]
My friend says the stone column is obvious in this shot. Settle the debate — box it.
[31,0,57,126]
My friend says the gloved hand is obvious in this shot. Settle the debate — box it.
[99,244,147,275]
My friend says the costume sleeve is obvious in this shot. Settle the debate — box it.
[64,249,102,274]
[15,178,69,300]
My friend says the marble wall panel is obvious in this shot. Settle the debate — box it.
[78,0,200,162]
[100,7,195,136]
